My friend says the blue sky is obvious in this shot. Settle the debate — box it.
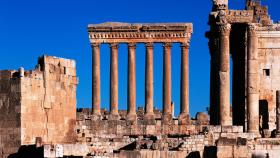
[0,0,279,117]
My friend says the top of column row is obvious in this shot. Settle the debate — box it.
[88,22,193,44]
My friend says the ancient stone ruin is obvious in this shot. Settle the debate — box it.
[1,0,280,158]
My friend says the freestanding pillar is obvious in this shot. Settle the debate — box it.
[218,24,232,126]
[109,43,119,119]
[144,42,155,120]
[179,42,190,124]
[92,43,101,115]
[163,42,173,123]
[127,43,137,121]
[247,23,259,134]
[276,91,280,137]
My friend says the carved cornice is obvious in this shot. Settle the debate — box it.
[88,22,193,44]
[218,23,231,35]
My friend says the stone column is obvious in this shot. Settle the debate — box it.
[247,24,259,134]
[92,43,101,116]
[144,42,155,120]
[109,43,119,119]
[179,42,190,125]
[276,91,280,136]
[218,24,232,126]
[163,42,173,123]
[127,43,137,121]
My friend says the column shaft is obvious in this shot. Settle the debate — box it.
[219,24,231,126]
[145,43,154,119]
[127,43,137,120]
[92,43,101,115]
[163,43,172,115]
[180,42,190,115]
[247,24,259,133]
[110,43,119,117]
[179,42,190,124]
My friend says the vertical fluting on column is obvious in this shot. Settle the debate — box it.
[109,43,119,119]
[127,43,137,121]
[92,43,101,115]
[144,42,155,120]
[247,23,259,134]
[179,42,190,125]
[276,91,280,137]
[218,23,232,126]
[163,42,173,123]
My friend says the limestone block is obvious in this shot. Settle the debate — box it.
[44,145,56,157]
[217,146,233,158]
[55,144,63,157]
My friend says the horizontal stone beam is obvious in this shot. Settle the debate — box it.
[88,22,192,44]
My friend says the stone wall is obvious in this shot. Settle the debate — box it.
[258,27,280,134]
[0,71,21,158]
[20,55,78,145]
[0,55,78,158]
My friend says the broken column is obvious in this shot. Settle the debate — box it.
[144,42,155,120]
[276,90,280,137]
[109,43,119,119]
[163,42,173,124]
[218,23,231,126]
[247,23,259,134]
[127,43,137,121]
[92,43,101,116]
[179,42,190,125]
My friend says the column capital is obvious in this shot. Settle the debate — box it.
[163,42,172,49]
[145,42,154,48]
[181,41,190,49]
[128,43,137,48]
[218,23,231,35]
[248,23,258,36]
[91,43,100,48]
[109,43,119,48]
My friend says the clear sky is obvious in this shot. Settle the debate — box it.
[0,0,279,117]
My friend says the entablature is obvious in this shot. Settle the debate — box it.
[226,10,254,23]
[88,22,193,44]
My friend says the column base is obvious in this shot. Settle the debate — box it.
[178,113,190,125]
[144,113,156,125]
[248,130,261,138]
[162,113,173,125]
[108,113,120,120]
[91,114,102,120]
[127,113,137,121]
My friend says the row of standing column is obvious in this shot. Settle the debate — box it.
[217,23,259,133]
[91,42,190,122]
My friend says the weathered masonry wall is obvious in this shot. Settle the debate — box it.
[257,25,280,134]
[0,55,78,158]
[21,55,78,145]
[0,71,21,157]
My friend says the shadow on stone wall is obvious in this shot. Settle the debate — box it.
[186,151,201,158]
[203,146,217,158]
[8,145,43,158]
